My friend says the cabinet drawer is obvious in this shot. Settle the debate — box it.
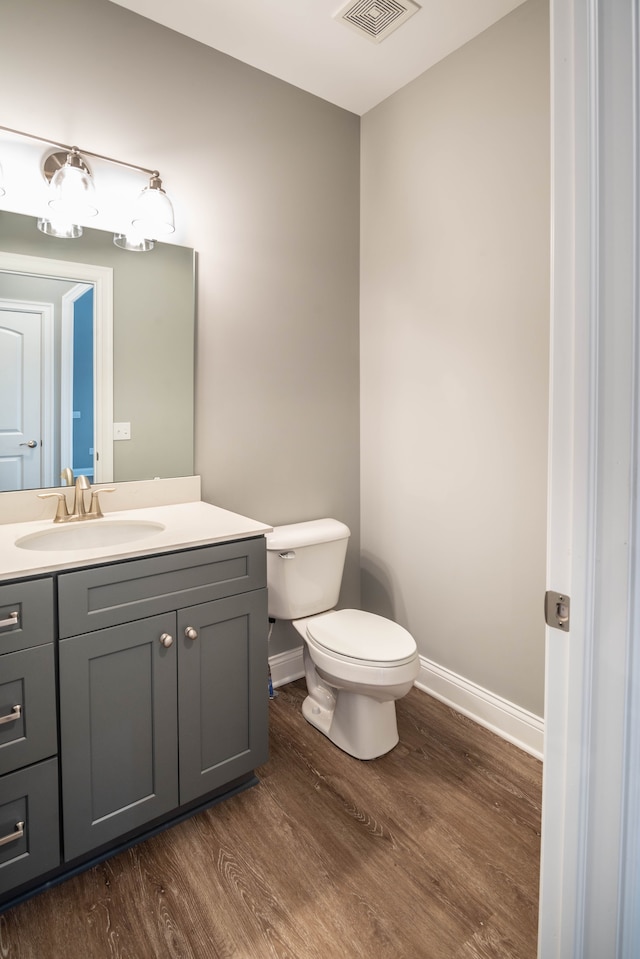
[0,645,58,776]
[0,758,60,896]
[0,579,54,655]
[57,537,266,638]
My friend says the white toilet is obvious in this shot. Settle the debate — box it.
[266,518,420,760]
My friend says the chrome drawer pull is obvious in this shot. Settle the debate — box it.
[0,705,21,726]
[0,821,25,848]
[0,610,19,630]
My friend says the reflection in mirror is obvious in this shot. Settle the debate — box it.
[0,211,195,493]
[0,255,112,491]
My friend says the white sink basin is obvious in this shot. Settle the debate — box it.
[16,520,166,552]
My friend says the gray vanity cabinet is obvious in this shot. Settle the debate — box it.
[58,613,180,861]
[177,589,268,804]
[57,538,269,863]
[0,578,60,896]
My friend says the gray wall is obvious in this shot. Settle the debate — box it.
[0,0,362,656]
[360,0,549,716]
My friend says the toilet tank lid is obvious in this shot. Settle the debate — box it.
[265,518,350,551]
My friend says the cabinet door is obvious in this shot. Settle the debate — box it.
[59,614,179,861]
[177,589,269,805]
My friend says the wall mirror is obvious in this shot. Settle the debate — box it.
[0,211,195,493]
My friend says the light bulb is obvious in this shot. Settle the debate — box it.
[113,231,154,252]
[48,149,97,220]
[37,217,83,239]
[131,173,175,238]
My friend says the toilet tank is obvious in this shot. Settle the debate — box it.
[265,518,350,620]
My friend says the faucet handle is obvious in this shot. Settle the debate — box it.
[38,492,70,523]
[88,487,116,518]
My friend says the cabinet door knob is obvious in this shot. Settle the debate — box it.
[184,626,198,641]
[159,632,174,648]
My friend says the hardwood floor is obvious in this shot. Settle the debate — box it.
[0,681,542,959]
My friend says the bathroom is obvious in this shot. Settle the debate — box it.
[0,0,549,744]
[0,0,637,955]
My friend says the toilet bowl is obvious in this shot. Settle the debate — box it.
[266,519,420,760]
[293,609,420,759]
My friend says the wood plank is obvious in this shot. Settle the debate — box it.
[0,682,541,958]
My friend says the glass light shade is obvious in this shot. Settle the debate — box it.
[48,151,98,220]
[131,174,175,237]
[37,217,83,239]
[113,232,154,252]
[0,160,5,197]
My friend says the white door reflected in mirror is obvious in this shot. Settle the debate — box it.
[0,251,113,493]
[0,303,50,490]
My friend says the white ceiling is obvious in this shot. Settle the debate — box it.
[108,0,527,115]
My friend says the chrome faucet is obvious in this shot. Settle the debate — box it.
[38,476,116,523]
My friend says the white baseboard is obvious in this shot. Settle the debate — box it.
[268,646,305,688]
[267,647,544,760]
[415,656,544,760]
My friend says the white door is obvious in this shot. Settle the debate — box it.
[0,253,114,486]
[0,307,43,490]
[539,1,640,956]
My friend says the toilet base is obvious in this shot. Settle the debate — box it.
[302,689,399,761]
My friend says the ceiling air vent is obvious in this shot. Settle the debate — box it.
[333,0,421,44]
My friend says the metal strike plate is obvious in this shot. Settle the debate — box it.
[545,590,570,631]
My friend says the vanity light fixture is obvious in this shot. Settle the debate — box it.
[113,231,155,253]
[0,124,176,252]
[131,172,175,237]
[45,148,98,221]
[37,217,83,239]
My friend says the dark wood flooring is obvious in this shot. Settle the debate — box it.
[0,681,542,959]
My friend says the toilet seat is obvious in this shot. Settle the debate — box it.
[305,608,417,667]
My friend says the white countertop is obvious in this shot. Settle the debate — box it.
[0,501,272,581]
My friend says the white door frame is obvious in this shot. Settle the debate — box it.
[540,0,639,955]
[0,251,113,483]
[60,283,94,476]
